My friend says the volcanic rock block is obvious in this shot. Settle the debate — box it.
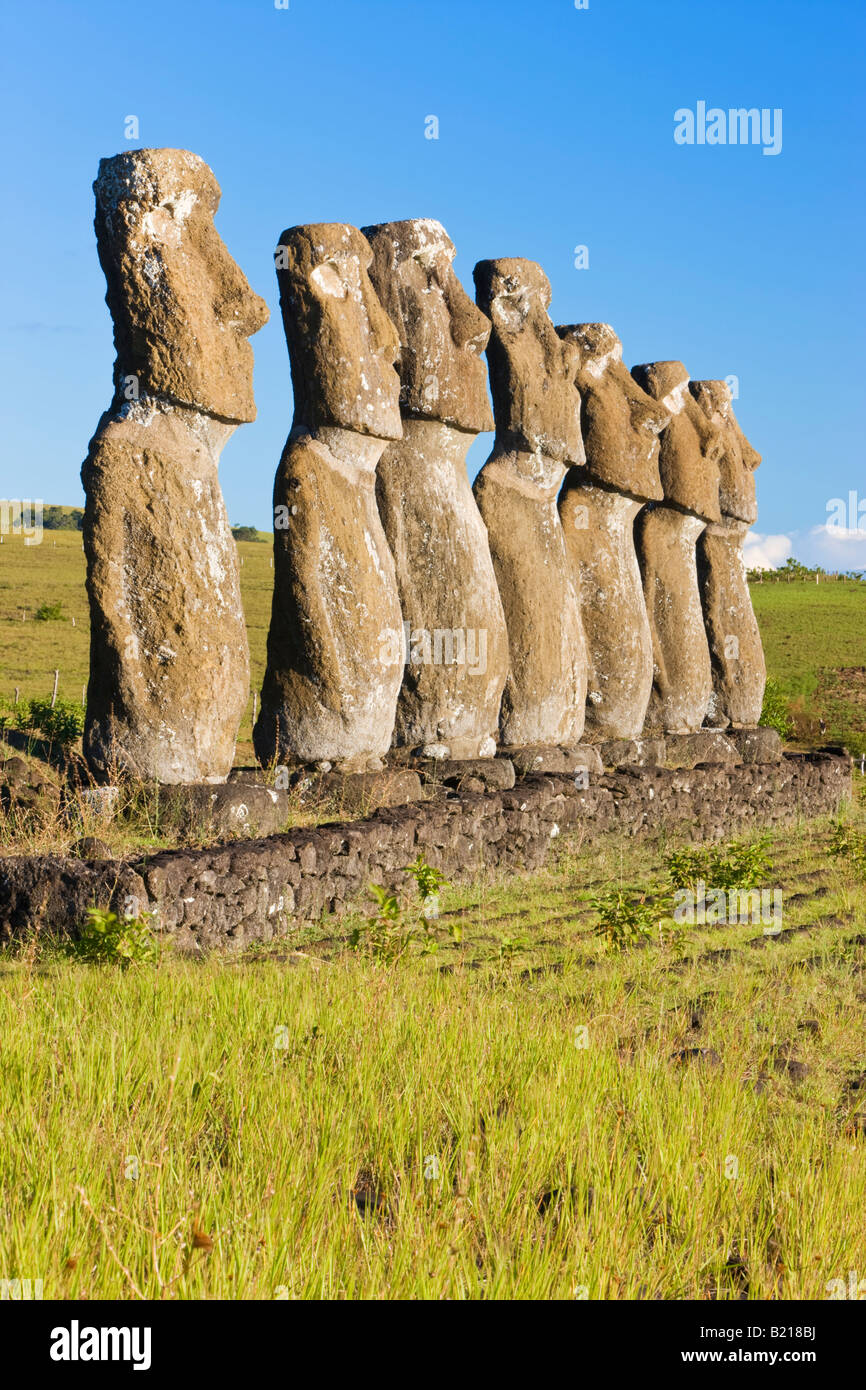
[472,258,588,747]
[295,768,424,816]
[363,219,509,760]
[595,738,667,769]
[414,757,517,791]
[725,728,782,764]
[82,149,268,784]
[631,362,723,734]
[501,745,603,777]
[158,782,289,837]
[254,224,405,772]
[690,381,766,727]
[663,731,742,769]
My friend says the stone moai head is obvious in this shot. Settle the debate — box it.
[362,218,494,434]
[688,381,761,524]
[94,149,268,422]
[630,361,723,522]
[275,223,402,439]
[557,323,668,501]
[474,258,585,465]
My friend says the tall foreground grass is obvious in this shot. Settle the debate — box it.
[1,800,864,1299]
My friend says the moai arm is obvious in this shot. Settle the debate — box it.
[82,149,268,784]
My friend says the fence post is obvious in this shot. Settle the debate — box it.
[51,670,59,708]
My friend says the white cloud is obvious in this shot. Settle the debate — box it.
[801,524,866,571]
[742,531,793,571]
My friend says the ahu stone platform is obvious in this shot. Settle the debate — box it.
[0,752,851,951]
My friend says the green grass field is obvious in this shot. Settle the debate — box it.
[2,526,863,755]
[1,796,864,1299]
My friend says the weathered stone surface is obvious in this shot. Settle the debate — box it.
[557,325,670,741]
[663,731,741,768]
[561,485,653,740]
[83,149,267,783]
[558,324,667,500]
[689,383,766,727]
[596,739,667,769]
[688,380,760,525]
[362,219,494,432]
[472,258,587,746]
[296,768,424,816]
[631,362,722,522]
[254,224,405,771]
[158,782,288,837]
[726,728,781,764]
[698,521,767,727]
[637,507,713,733]
[502,745,603,777]
[415,758,516,791]
[0,753,851,946]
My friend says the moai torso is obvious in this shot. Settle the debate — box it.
[362,219,508,758]
[81,148,268,783]
[557,324,669,740]
[690,381,766,726]
[630,362,723,734]
[254,224,405,771]
[472,259,588,748]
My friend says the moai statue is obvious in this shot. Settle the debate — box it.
[630,361,723,734]
[361,218,508,759]
[557,324,669,740]
[82,149,268,784]
[690,381,766,726]
[254,224,405,771]
[472,259,588,748]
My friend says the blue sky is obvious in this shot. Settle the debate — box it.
[1,0,864,568]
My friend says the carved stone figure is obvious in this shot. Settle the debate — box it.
[82,148,268,783]
[254,223,404,771]
[690,380,766,726]
[631,361,723,733]
[557,324,669,739]
[472,258,587,747]
[362,218,508,758]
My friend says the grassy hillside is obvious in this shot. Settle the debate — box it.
[1,526,864,754]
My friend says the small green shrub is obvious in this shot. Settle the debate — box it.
[759,677,794,741]
[70,906,161,967]
[26,698,84,749]
[350,855,450,963]
[34,600,66,622]
[828,822,866,878]
[591,889,669,953]
[664,835,772,892]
